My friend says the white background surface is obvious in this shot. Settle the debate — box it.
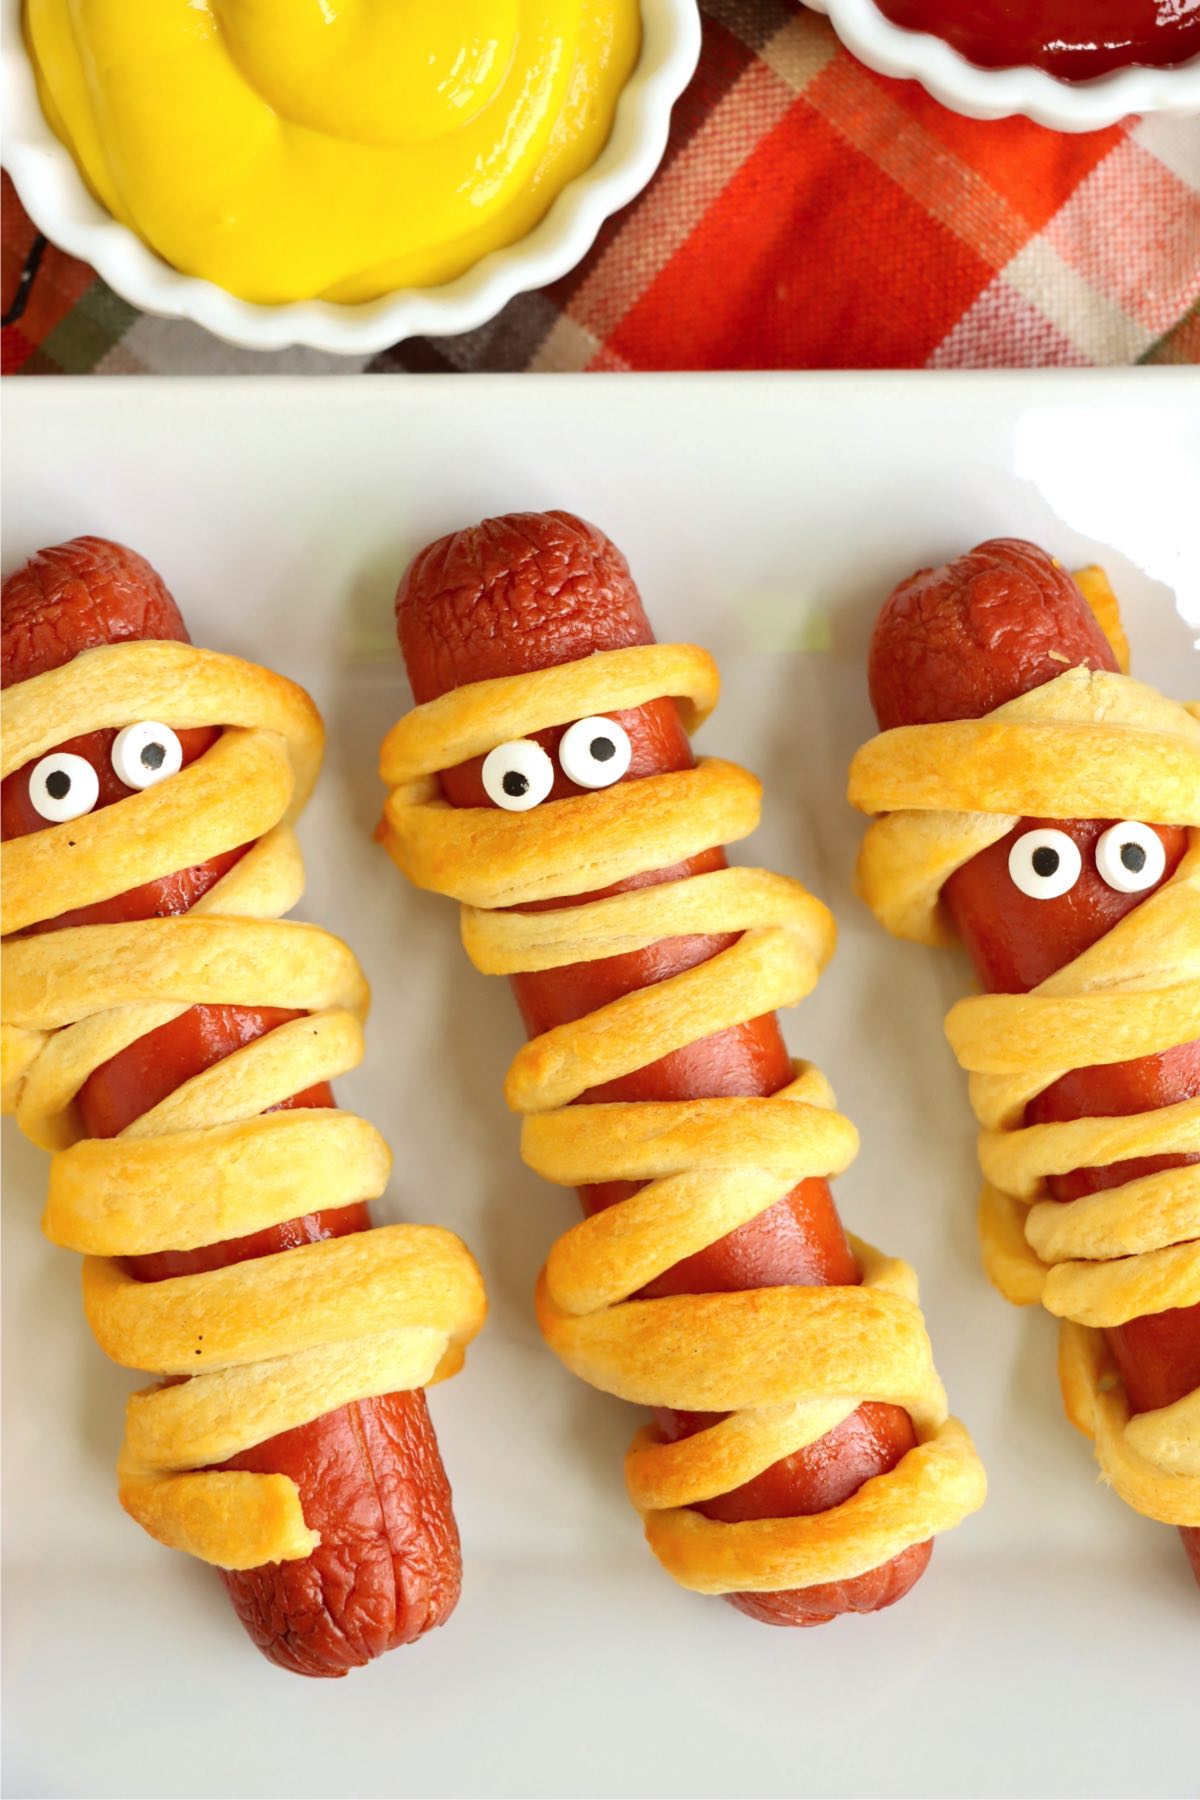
[3,373,1198,1800]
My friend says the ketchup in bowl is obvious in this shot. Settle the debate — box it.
[873,0,1198,79]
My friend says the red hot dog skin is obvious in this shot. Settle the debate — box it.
[397,510,931,1625]
[2,538,462,1674]
[866,537,1200,1581]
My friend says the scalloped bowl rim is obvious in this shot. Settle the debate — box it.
[0,0,702,353]
[806,0,1200,129]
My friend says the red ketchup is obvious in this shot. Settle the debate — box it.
[873,0,1198,80]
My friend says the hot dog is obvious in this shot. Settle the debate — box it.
[1,537,483,1673]
[852,538,1199,1578]
[381,511,984,1621]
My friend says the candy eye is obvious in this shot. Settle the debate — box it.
[28,752,100,824]
[481,739,554,812]
[1095,820,1166,894]
[111,721,183,791]
[1007,827,1082,900]
[558,716,632,790]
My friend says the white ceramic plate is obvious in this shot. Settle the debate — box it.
[0,0,700,353]
[2,372,1198,1800]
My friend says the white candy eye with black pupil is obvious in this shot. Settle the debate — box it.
[28,752,100,824]
[1007,827,1082,900]
[481,739,554,812]
[558,716,632,790]
[1095,820,1166,894]
[111,721,183,790]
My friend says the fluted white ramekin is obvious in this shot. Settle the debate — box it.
[1,0,701,353]
[806,0,1200,130]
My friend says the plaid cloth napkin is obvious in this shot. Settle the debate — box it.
[3,1,1198,373]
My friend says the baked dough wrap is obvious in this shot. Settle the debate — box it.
[380,642,985,1593]
[1,640,485,1571]
[849,639,1200,1529]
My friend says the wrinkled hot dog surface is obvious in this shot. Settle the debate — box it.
[868,537,1200,1581]
[398,510,932,1624]
[2,536,462,1673]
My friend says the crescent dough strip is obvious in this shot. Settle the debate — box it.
[380,643,720,786]
[384,758,764,910]
[0,640,322,799]
[122,1326,458,1475]
[1058,1324,1199,1526]
[380,639,985,1594]
[850,633,1200,1529]
[505,925,824,1113]
[462,866,826,973]
[1073,566,1132,673]
[947,983,1200,1073]
[625,1398,859,1510]
[641,1418,983,1594]
[850,714,1196,822]
[82,1225,481,1373]
[125,1010,367,1137]
[2,640,485,1569]
[849,664,1200,945]
[43,1108,393,1255]
[1,728,292,937]
[115,1470,316,1570]
[2,914,371,1032]
[979,1094,1200,1200]
[531,1078,859,1314]
[1025,1164,1200,1263]
[8,827,308,1149]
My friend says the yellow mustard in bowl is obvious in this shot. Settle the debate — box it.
[24,0,642,303]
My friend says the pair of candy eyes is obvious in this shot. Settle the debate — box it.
[1009,823,1166,899]
[487,728,1167,905]
[482,716,632,811]
[27,718,1171,910]
[28,722,183,823]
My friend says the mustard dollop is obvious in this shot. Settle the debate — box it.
[24,0,641,303]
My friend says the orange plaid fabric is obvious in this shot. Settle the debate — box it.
[3,4,1198,373]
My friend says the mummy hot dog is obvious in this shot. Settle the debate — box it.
[849,540,1200,1576]
[1,538,486,1674]
[378,511,984,1620]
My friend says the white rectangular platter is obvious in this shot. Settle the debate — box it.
[3,372,1198,1800]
